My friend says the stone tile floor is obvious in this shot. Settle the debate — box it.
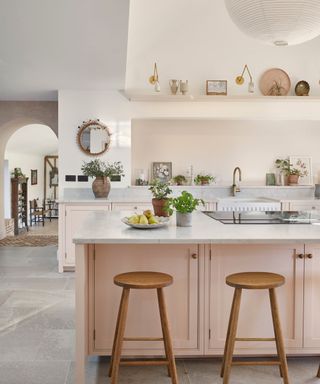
[0,245,320,383]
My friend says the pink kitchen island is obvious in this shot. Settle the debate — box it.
[73,210,320,384]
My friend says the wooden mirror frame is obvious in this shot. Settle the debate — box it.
[77,119,111,156]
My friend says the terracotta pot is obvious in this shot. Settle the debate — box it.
[288,174,299,185]
[201,180,209,185]
[152,198,169,217]
[92,176,111,198]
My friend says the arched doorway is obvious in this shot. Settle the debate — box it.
[4,124,58,238]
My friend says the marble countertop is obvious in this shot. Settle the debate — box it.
[73,211,320,245]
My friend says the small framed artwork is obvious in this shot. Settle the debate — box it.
[289,156,313,185]
[152,162,172,183]
[31,169,37,185]
[206,80,228,95]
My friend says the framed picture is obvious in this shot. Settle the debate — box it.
[289,156,313,185]
[206,80,227,95]
[31,169,37,185]
[151,162,172,183]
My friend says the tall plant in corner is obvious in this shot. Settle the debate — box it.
[149,179,172,217]
[81,159,124,198]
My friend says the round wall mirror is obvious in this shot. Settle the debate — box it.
[77,119,111,156]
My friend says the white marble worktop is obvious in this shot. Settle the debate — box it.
[73,210,320,245]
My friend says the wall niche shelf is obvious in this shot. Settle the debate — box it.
[120,90,320,103]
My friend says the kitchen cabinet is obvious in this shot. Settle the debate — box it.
[207,244,304,354]
[288,201,320,211]
[90,243,201,355]
[111,202,153,211]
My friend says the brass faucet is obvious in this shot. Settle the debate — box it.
[232,167,242,196]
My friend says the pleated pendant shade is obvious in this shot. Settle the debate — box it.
[225,0,320,46]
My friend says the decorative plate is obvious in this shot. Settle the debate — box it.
[295,80,310,96]
[121,216,170,229]
[259,68,291,96]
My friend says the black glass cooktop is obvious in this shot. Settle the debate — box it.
[203,211,320,224]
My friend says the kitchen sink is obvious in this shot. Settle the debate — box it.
[216,197,281,211]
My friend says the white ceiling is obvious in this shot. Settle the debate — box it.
[5,124,58,155]
[0,0,130,100]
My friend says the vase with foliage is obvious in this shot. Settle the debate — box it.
[172,175,187,186]
[148,179,172,217]
[81,159,124,198]
[166,191,204,227]
[194,174,215,185]
[275,158,308,186]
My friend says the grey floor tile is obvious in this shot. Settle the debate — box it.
[36,329,75,361]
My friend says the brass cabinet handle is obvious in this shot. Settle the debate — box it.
[191,253,198,259]
[306,253,313,259]
[297,254,304,259]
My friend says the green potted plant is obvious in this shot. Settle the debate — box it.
[172,175,187,186]
[166,191,204,227]
[275,158,308,185]
[148,179,172,217]
[194,174,215,185]
[81,159,124,198]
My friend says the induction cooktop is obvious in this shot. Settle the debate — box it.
[203,211,320,224]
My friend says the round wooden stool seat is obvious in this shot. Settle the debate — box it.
[114,271,173,289]
[226,272,285,290]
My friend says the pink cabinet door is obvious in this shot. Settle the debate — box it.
[304,244,320,348]
[91,243,200,356]
[207,244,304,354]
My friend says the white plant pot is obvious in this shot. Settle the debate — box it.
[176,212,192,227]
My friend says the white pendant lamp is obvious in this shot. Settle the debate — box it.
[225,0,320,46]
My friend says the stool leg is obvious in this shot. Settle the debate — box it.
[221,286,241,378]
[222,288,242,384]
[317,364,320,378]
[109,288,129,377]
[110,287,130,384]
[269,288,290,384]
[157,288,179,384]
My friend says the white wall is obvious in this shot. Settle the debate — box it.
[126,0,320,96]
[132,120,320,185]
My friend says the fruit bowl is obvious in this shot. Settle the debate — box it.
[121,216,170,229]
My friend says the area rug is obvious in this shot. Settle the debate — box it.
[0,235,58,247]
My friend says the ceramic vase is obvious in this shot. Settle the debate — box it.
[180,80,189,95]
[176,212,192,227]
[92,176,111,198]
[169,79,179,95]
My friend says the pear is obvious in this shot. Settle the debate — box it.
[139,214,149,225]
[148,215,159,225]
[128,214,139,224]
[143,209,153,219]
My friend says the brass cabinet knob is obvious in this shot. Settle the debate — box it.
[297,254,304,259]
[191,253,198,259]
[306,253,313,259]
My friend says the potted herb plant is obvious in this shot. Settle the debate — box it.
[275,158,308,185]
[81,159,124,198]
[149,179,172,217]
[194,174,215,185]
[172,175,187,186]
[166,191,204,227]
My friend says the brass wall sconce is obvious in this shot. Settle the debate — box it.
[148,62,160,92]
[235,64,254,93]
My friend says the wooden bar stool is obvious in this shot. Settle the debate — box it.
[108,271,178,384]
[221,272,290,384]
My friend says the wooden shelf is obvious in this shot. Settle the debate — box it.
[120,90,320,103]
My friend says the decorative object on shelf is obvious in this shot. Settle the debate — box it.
[166,191,204,227]
[81,159,124,198]
[259,68,291,96]
[206,80,227,95]
[169,79,179,95]
[266,173,276,186]
[151,162,172,183]
[225,0,320,46]
[149,179,172,217]
[134,168,148,186]
[289,156,312,185]
[194,174,215,185]
[172,175,187,186]
[179,80,189,95]
[295,80,310,96]
[235,65,254,93]
[149,62,160,92]
[12,167,26,182]
[30,169,37,185]
[77,119,111,156]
